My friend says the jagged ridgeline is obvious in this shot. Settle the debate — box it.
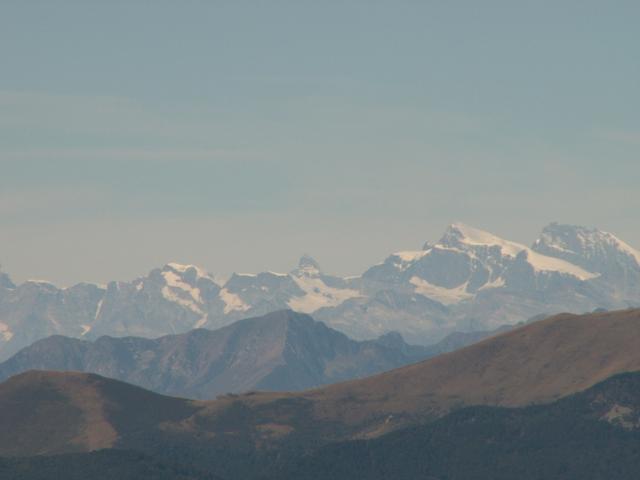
[0,310,443,398]
[1,223,639,361]
[0,309,508,398]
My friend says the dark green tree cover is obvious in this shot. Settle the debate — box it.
[0,449,220,480]
[277,372,640,480]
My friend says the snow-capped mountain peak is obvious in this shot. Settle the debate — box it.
[1,221,638,362]
[438,223,597,280]
[533,223,640,268]
[532,223,640,298]
[439,222,526,257]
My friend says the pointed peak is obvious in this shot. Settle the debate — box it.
[375,330,407,348]
[0,265,15,289]
[298,254,320,269]
[294,254,322,276]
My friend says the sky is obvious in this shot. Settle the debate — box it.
[1,1,639,285]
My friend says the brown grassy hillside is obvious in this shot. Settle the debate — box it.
[2,309,640,456]
[241,308,640,436]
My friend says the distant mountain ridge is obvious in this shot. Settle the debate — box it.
[0,311,440,398]
[1,222,638,360]
[0,310,514,398]
[533,223,640,300]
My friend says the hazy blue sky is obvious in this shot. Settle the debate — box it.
[1,1,639,285]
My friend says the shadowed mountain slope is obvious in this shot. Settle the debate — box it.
[276,372,640,480]
[0,370,198,457]
[0,311,435,399]
[216,308,640,439]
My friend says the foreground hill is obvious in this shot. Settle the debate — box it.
[277,372,640,480]
[0,311,439,398]
[0,370,298,478]
[1,222,639,360]
[293,308,640,435]
[4,370,640,479]
[3,309,640,463]
[0,370,198,457]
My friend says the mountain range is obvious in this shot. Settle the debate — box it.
[0,310,515,398]
[1,222,639,360]
[2,308,640,479]
[0,310,432,398]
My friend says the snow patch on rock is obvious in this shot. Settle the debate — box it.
[392,250,430,263]
[410,277,473,305]
[94,298,104,321]
[522,250,598,280]
[219,288,250,314]
[445,223,598,280]
[166,262,209,278]
[0,322,13,342]
[288,276,361,314]
[162,271,203,303]
[160,270,206,315]
[479,277,506,290]
[193,315,209,329]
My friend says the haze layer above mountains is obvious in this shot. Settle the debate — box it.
[0,222,638,361]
